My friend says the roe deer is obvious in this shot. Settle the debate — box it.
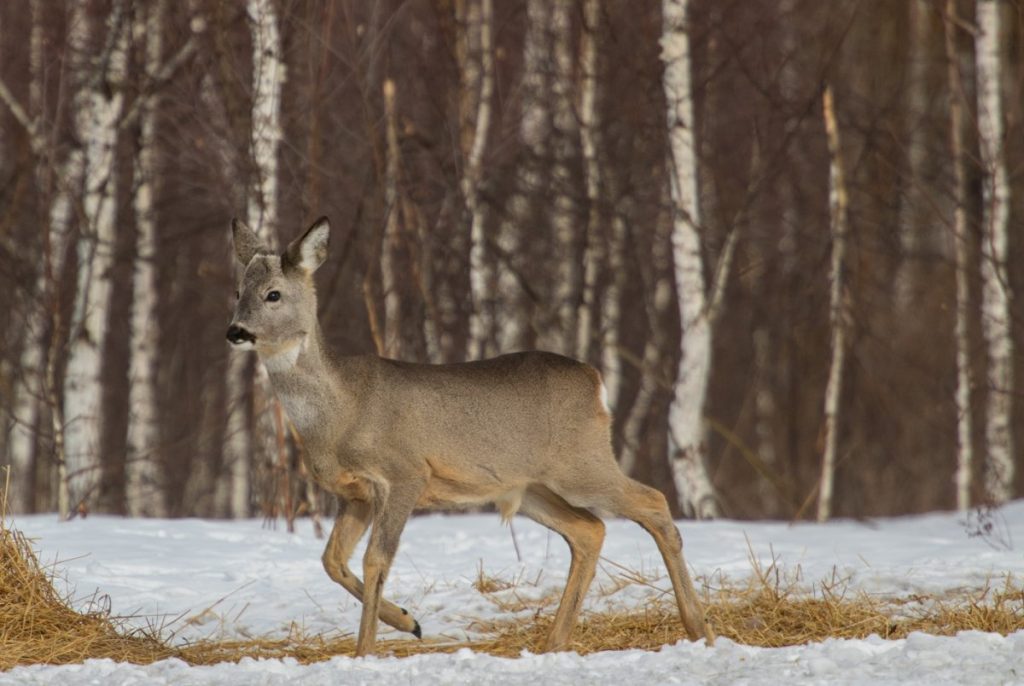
[227,216,715,656]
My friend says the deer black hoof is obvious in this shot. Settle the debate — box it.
[411,620,422,639]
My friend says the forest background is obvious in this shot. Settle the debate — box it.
[0,0,1022,524]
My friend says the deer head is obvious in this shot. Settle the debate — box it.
[226,216,330,358]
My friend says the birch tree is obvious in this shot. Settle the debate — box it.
[223,0,286,518]
[462,0,496,361]
[974,0,1013,504]
[817,86,850,523]
[943,0,974,511]
[548,0,580,356]
[497,0,551,353]
[575,0,604,365]
[125,6,204,516]
[125,0,168,517]
[63,0,129,514]
[661,0,729,518]
[381,78,403,359]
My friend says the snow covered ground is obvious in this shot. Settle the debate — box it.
[3,502,1024,684]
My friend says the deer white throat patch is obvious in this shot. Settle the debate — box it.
[262,336,306,374]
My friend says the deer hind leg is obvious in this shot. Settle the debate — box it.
[321,498,420,638]
[596,478,714,645]
[519,484,606,652]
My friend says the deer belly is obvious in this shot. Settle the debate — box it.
[416,459,520,515]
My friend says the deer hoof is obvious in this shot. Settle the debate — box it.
[411,620,422,639]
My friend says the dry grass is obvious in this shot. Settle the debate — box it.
[1,495,1022,670]
[0,518,177,669]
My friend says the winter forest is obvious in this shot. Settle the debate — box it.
[0,0,1021,524]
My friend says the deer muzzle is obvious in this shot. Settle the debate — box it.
[226,324,256,347]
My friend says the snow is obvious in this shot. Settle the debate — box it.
[3,502,1024,684]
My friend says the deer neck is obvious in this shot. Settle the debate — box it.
[259,327,341,437]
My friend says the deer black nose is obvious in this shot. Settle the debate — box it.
[226,325,256,345]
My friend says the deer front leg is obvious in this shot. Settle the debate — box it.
[356,477,426,657]
[321,498,421,636]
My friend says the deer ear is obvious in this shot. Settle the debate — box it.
[231,218,264,266]
[284,216,330,274]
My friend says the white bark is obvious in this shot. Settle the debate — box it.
[575,0,603,364]
[245,0,284,245]
[64,1,129,514]
[381,78,402,359]
[817,86,850,523]
[601,202,629,412]
[975,0,1013,504]
[944,0,974,512]
[661,0,718,519]
[222,0,286,519]
[224,355,252,519]
[126,0,168,517]
[464,0,496,361]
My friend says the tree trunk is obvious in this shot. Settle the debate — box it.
[126,0,168,517]
[463,0,496,361]
[6,0,50,514]
[575,0,603,365]
[222,0,287,519]
[975,0,1013,504]
[549,0,579,356]
[661,0,719,519]
[817,86,850,523]
[896,0,936,309]
[619,200,673,477]
[381,78,403,359]
[944,0,974,512]
[64,0,129,515]
[497,0,551,354]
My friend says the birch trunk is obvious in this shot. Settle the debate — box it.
[497,0,551,353]
[975,0,1013,504]
[126,0,168,517]
[661,0,718,519]
[381,78,402,359]
[245,0,284,244]
[601,207,628,412]
[549,0,579,356]
[575,0,603,364]
[222,0,286,518]
[64,1,129,514]
[944,0,974,512]
[463,0,496,361]
[817,86,850,523]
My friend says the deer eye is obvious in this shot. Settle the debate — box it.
[266,290,281,302]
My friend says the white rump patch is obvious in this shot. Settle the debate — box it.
[599,382,611,414]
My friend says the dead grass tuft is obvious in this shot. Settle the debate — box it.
[0,515,177,670]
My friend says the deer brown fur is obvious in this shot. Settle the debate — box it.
[227,216,714,656]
